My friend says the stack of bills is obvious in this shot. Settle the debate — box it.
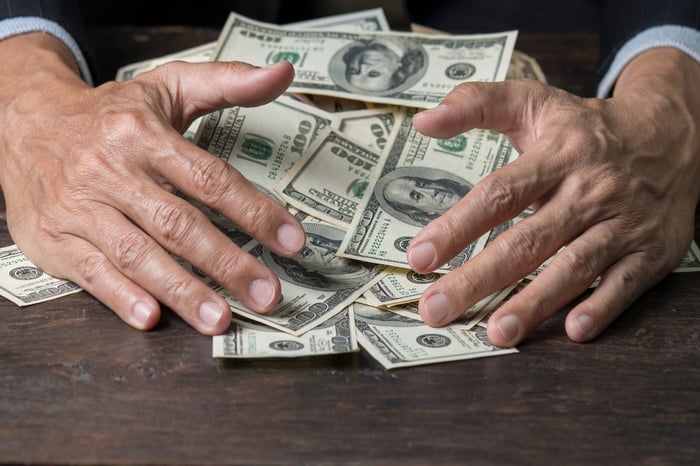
[2,9,699,369]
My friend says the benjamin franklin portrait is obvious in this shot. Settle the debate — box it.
[262,222,373,291]
[375,166,472,227]
[328,36,428,96]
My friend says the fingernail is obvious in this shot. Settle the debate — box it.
[249,278,276,309]
[199,301,225,327]
[421,292,452,325]
[575,314,595,339]
[495,314,521,343]
[408,242,437,271]
[277,223,305,253]
[133,300,154,327]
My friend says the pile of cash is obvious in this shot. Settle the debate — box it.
[2,9,699,369]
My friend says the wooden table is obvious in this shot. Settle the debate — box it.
[1,28,699,466]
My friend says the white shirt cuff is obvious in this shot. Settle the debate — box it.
[598,25,700,98]
[0,16,93,85]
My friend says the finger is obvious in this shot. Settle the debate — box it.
[486,222,622,347]
[408,136,564,273]
[106,181,285,315]
[416,196,585,328]
[564,252,662,342]
[69,253,162,331]
[17,235,163,331]
[73,206,237,334]
[412,79,551,141]
[147,60,294,126]
[142,129,305,257]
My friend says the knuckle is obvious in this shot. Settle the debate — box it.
[94,83,164,145]
[237,200,274,236]
[451,266,489,300]
[67,144,112,184]
[152,200,200,245]
[435,211,470,244]
[159,274,195,306]
[73,251,108,286]
[112,232,152,272]
[474,175,520,221]
[496,225,544,273]
[208,250,246,287]
[556,247,598,284]
[565,127,603,157]
[190,158,232,204]
[98,101,149,141]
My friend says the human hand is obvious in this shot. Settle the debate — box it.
[0,33,305,334]
[408,48,700,346]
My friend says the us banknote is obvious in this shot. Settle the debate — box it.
[213,307,358,358]
[0,245,82,306]
[288,7,389,32]
[213,13,516,108]
[338,111,517,271]
[356,268,441,307]
[194,96,338,192]
[337,107,403,152]
[410,23,546,83]
[115,7,391,81]
[354,303,517,369]
[365,281,518,330]
[275,129,394,227]
[181,216,384,336]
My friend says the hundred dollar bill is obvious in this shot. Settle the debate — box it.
[114,8,391,82]
[185,96,337,246]
[213,307,358,358]
[338,111,517,271]
[194,95,338,193]
[114,9,387,139]
[213,13,517,109]
[411,23,546,83]
[337,108,403,152]
[367,281,518,330]
[182,216,384,336]
[358,268,440,307]
[288,7,390,32]
[0,245,82,306]
[354,303,517,369]
[275,129,397,227]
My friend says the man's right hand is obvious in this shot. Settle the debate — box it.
[0,33,306,334]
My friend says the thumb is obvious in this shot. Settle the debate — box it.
[412,79,550,141]
[146,60,295,123]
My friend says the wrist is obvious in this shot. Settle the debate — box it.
[0,33,88,189]
[0,32,85,97]
[612,48,700,204]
